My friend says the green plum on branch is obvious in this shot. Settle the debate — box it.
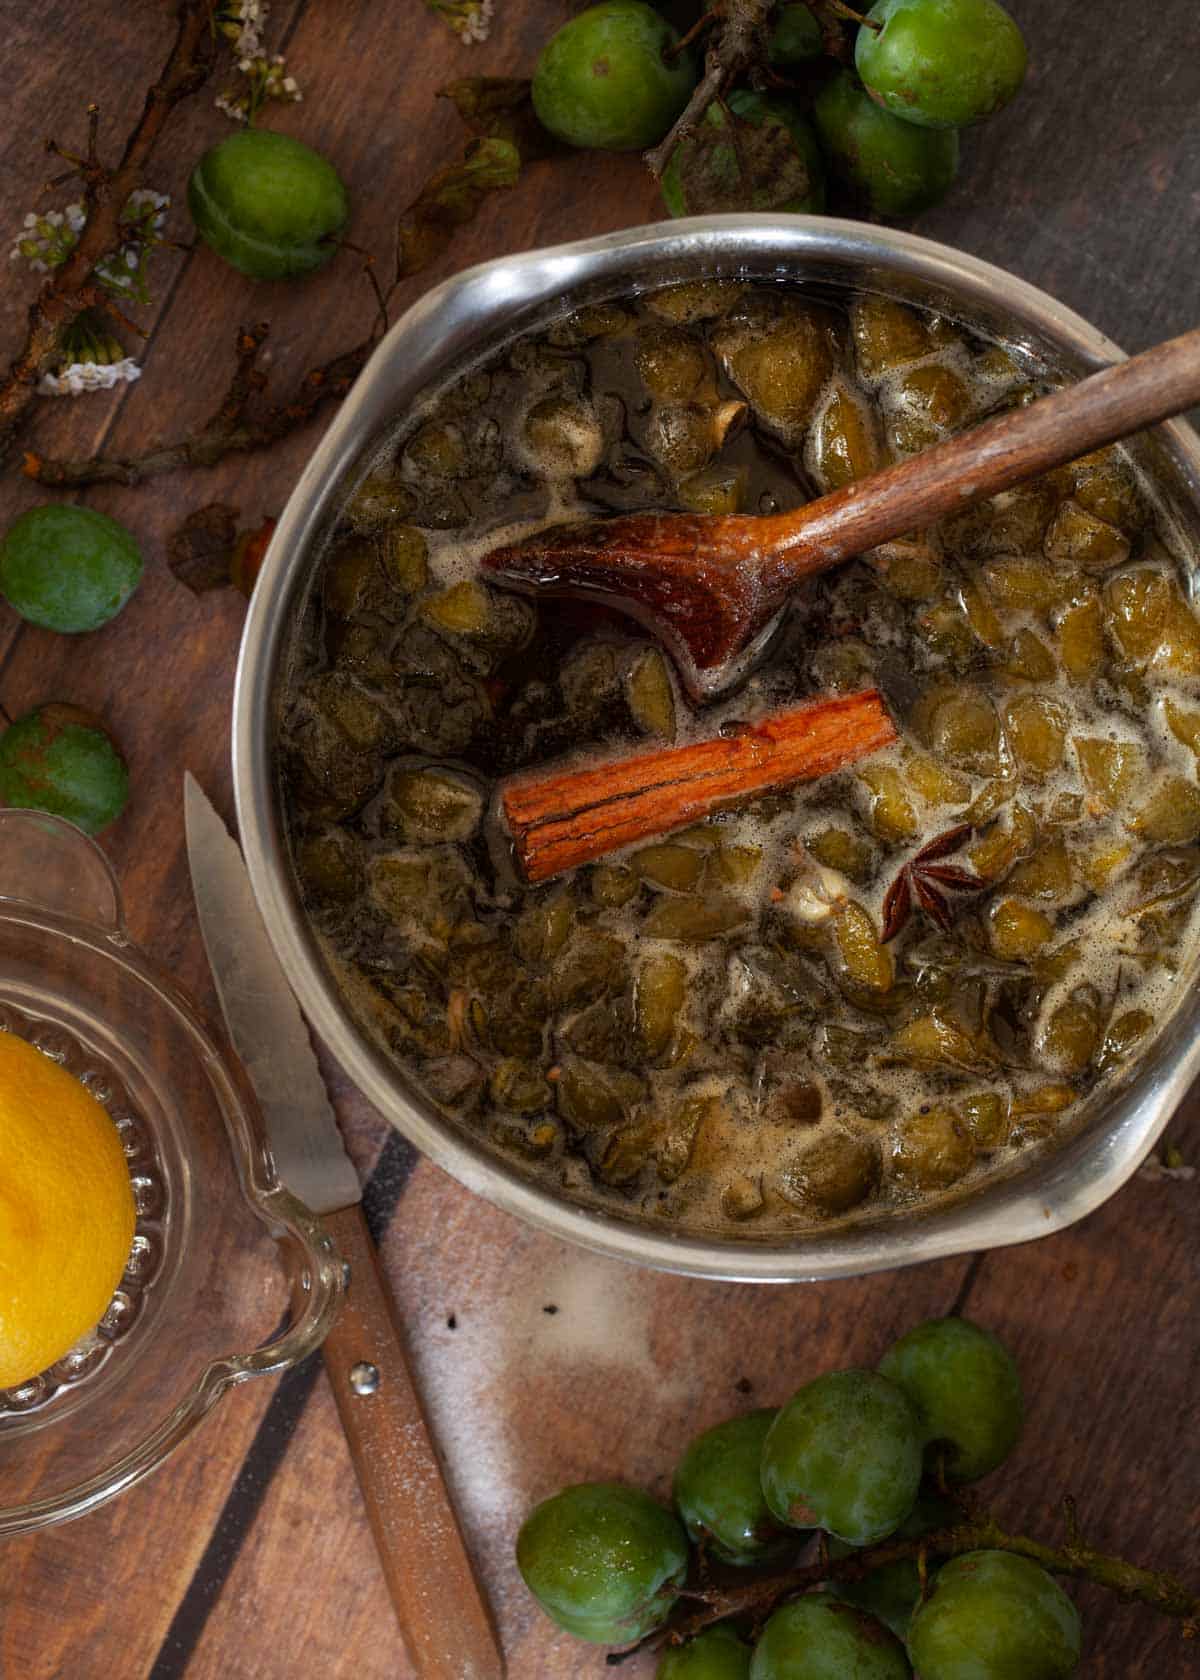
[514,1317,1200,1674]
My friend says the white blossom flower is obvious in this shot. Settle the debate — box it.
[215,4,303,124]
[39,357,141,397]
[10,204,83,271]
[428,0,492,42]
[125,188,169,228]
[217,0,268,58]
[11,191,169,305]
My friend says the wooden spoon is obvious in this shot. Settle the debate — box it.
[482,324,1200,699]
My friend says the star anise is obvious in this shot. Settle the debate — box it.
[881,824,987,942]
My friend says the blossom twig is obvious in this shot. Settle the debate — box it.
[0,0,217,457]
[19,121,527,488]
[21,324,372,488]
[214,0,303,122]
[5,23,528,491]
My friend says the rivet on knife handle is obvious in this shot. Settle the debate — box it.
[348,1361,381,1397]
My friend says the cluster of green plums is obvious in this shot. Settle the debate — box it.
[533,0,1027,220]
[517,1316,1084,1678]
[177,0,1029,279]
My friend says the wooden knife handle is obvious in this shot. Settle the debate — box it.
[321,1203,505,1680]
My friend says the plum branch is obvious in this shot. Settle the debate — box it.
[610,1512,1200,1662]
[9,60,529,491]
[645,0,776,178]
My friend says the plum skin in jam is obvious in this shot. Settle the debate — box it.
[276,278,1198,1235]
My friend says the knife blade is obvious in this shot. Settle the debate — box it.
[184,774,505,1680]
[184,773,360,1213]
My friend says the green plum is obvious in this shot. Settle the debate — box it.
[813,70,958,217]
[660,91,825,217]
[879,1317,1023,1482]
[188,129,349,280]
[832,1490,957,1640]
[907,1551,1081,1679]
[768,3,823,66]
[516,1482,689,1644]
[0,505,142,633]
[658,1624,753,1680]
[531,0,698,151]
[750,1592,910,1680]
[673,1409,794,1566]
[761,1370,922,1546]
[0,704,128,834]
[855,0,1027,130]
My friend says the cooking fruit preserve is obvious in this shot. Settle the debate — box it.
[277,279,1200,1234]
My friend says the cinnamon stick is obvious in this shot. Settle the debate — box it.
[502,688,896,883]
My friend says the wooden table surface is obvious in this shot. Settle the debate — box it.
[2,2,1198,1675]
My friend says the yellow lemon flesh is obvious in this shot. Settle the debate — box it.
[0,1032,135,1389]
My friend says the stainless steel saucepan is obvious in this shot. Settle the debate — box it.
[232,216,1200,1283]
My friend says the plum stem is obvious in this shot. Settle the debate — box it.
[824,0,882,28]
[664,8,721,62]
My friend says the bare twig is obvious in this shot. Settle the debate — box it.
[644,0,775,178]
[665,8,721,62]
[1062,1496,1084,1550]
[0,0,217,457]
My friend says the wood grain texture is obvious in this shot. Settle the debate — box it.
[322,1203,504,1680]
[0,0,1198,1676]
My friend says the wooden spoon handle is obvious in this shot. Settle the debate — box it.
[773,324,1200,577]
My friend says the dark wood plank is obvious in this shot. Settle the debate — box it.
[921,0,1200,359]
